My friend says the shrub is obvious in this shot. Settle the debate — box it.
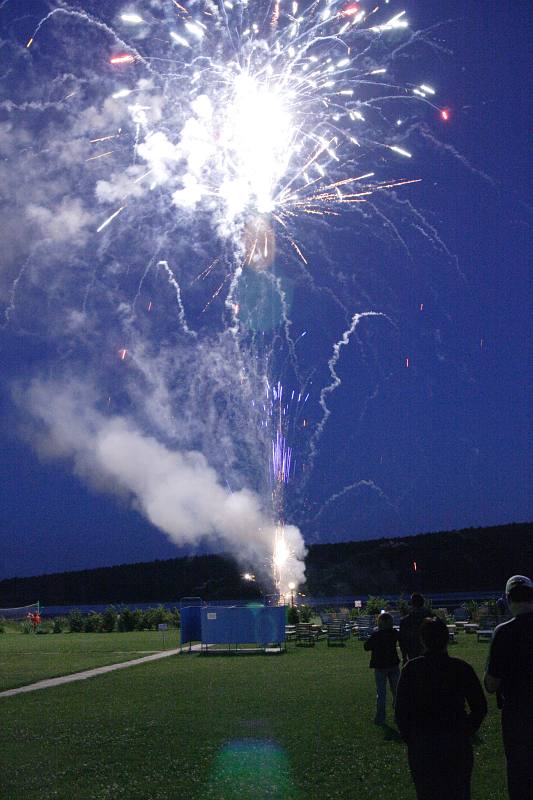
[145,605,173,629]
[101,606,117,633]
[142,607,158,630]
[84,612,103,633]
[52,618,63,634]
[397,595,409,616]
[20,620,33,634]
[133,609,148,631]
[118,607,136,632]
[68,611,85,633]
[486,598,499,616]
[365,596,387,615]
[287,606,299,625]
[169,607,180,628]
[299,605,312,623]
[464,600,479,622]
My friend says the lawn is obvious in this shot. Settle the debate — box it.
[0,629,180,691]
[0,634,505,800]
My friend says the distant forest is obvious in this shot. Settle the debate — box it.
[1,522,531,606]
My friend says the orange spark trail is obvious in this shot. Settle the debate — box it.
[110,54,135,64]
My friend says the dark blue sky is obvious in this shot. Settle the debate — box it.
[0,1,531,580]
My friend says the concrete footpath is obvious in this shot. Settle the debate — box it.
[0,646,193,699]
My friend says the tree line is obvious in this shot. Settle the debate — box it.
[0,522,530,606]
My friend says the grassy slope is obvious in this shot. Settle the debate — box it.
[0,630,180,691]
[0,634,505,800]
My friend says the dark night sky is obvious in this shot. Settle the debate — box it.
[0,1,531,581]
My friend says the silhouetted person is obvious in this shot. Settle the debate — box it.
[364,611,401,725]
[484,575,533,800]
[395,616,487,800]
[399,593,433,663]
[496,596,507,616]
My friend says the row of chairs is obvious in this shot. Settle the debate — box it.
[288,612,505,649]
[289,621,351,647]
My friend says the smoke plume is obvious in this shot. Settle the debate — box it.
[19,378,306,591]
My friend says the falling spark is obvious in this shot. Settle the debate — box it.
[289,239,308,264]
[89,133,121,143]
[109,54,135,64]
[271,0,281,28]
[112,88,133,99]
[96,205,126,233]
[389,145,412,158]
[405,357,410,368]
[185,21,205,39]
[441,109,450,121]
[342,3,360,16]
[371,11,408,32]
[86,150,115,161]
[170,31,190,47]
[120,14,144,25]
[118,348,128,360]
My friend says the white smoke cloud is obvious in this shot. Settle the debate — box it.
[137,130,182,186]
[94,167,146,204]
[20,379,306,591]
[26,197,92,245]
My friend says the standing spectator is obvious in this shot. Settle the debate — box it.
[364,611,401,725]
[395,617,487,800]
[496,596,507,616]
[484,575,533,800]
[26,611,40,630]
[399,593,433,663]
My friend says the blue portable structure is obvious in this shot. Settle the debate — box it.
[180,599,285,653]
[180,597,202,649]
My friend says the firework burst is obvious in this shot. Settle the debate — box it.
[57,0,448,262]
[18,1,448,596]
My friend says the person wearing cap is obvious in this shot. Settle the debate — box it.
[395,616,487,800]
[398,593,433,663]
[484,575,533,799]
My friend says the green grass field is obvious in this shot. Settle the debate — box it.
[0,629,180,692]
[0,632,505,800]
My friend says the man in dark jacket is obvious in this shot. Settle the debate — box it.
[364,611,401,725]
[395,616,487,800]
[484,574,533,799]
[398,593,433,663]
